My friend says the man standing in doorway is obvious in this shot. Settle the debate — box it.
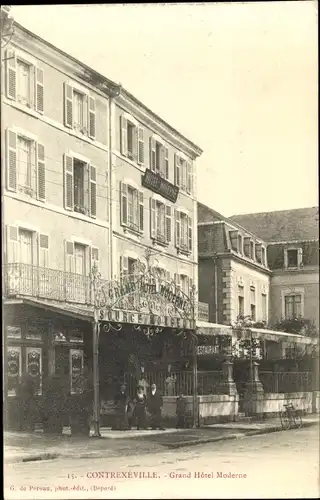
[147,383,165,430]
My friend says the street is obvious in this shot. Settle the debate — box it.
[4,425,319,499]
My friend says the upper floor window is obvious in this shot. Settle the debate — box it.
[120,182,144,234]
[285,294,302,319]
[175,210,192,254]
[6,129,45,202]
[174,154,192,194]
[285,248,302,268]
[64,83,96,139]
[250,286,256,321]
[150,199,171,245]
[64,154,96,218]
[261,293,267,322]
[5,49,44,113]
[175,273,193,298]
[120,115,144,165]
[150,137,168,179]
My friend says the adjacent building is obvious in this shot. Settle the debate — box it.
[231,207,319,333]
[197,203,270,326]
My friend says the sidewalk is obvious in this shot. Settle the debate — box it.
[4,415,319,463]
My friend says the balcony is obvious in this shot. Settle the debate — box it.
[198,301,209,322]
[3,263,95,305]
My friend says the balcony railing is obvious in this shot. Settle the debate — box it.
[3,263,95,305]
[259,371,313,393]
[198,301,209,322]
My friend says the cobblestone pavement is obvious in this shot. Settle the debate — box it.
[4,425,319,499]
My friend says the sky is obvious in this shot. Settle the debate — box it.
[10,2,318,216]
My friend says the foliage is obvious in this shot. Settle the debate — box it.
[273,317,318,337]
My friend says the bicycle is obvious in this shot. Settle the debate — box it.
[279,402,302,430]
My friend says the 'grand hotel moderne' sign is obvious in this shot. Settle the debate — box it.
[141,169,179,203]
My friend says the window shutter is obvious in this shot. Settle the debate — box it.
[174,273,181,289]
[138,126,144,164]
[64,83,73,128]
[6,129,17,192]
[160,145,166,177]
[91,246,99,270]
[298,248,303,267]
[120,115,128,156]
[37,143,46,202]
[174,154,180,187]
[150,198,156,238]
[64,154,74,210]
[38,233,49,268]
[6,225,19,263]
[120,256,128,279]
[189,277,194,299]
[35,67,44,114]
[88,97,96,139]
[132,125,138,162]
[120,182,128,226]
[188,216,193,252]
[65,240,74,273]
[175,209,180,248]
[150,137,156,172]
[166,271,171,284]
[139,191,144,232]
[165,205,172,243]
[187,161,192,194]
[89,165,97,218]
[6,49,16,100]
[165,147,169,180]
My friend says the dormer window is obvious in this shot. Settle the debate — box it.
[229,231,238,252]
[285,248,303,269]
[244,237,251,258]
[255,243,262,263]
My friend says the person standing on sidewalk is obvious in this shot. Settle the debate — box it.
[147,383,165,430]
[113,383,130,430]
[133,385,147,430]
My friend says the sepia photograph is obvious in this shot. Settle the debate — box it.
[1,2,319,499]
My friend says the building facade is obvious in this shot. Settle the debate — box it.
[2,22,203,423]
[197,203,270,326]
[231,207,319,333]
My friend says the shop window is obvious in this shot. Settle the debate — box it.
[26,347,42,395]
[7,346,22,396]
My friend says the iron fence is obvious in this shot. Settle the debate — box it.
[259,371,313,393]
[4,263,95,305]
[124,370,226,397]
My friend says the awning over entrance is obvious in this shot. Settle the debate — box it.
[196,320,317,345]
[3,297,94,322]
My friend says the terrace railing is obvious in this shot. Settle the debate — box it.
[259,371,313,393]
[3,263,98,305]
[124,370,227,397]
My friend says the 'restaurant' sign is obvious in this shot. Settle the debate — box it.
[142,169,179,203]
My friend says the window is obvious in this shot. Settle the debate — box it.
[175,274,193,297]
[174,154,192,194]
[250,287,256,321]
[64,83,95,139]
[238,285,244,317]
[64,155,96,218]
[255,243,262,263]
[175,210,192,253]
[73,90,85,132]
[120,182,144,233]
[238,235,243,254]
[287,249,298,267]
[250,241,254,260]
[120,115,144,164]
[285,295,302,319]
[5,49,44,113]
[17,59,31,106]
[17,136,32,191]
[150,199,172,245]
[229,231,238,252]
[262,293,267,322]
[150,138,168,179]
[261,247,266,266]
[19,229,34,266]
[26,347,42,395]
[6,130,46,201]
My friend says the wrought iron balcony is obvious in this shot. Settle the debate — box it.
[198,301,209,322]
[3,263,96,305]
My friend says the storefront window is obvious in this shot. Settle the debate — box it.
[7,346,22,396]
[26,347,42,395]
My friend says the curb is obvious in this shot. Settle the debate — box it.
[5,420,318,463]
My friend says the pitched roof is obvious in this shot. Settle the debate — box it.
[230,207,319,242]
